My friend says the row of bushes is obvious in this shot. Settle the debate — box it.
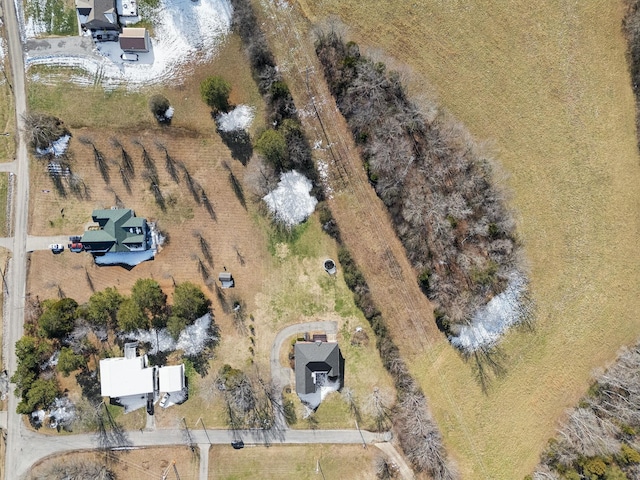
[320,203,455,479]
[531,344,640,479]
[315,30,523,330]
[229,0,322,197]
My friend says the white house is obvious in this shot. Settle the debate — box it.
[99,343,185,412]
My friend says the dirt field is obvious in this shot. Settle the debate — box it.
[28,446,199,479]
[209,444,377,479]
[285,0,640,478]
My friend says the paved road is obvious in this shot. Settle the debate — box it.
[1,0,31,474]
[15,426,386,478]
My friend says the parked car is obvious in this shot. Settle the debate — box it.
[69,235,82,242]
[49,244,64,254]
[159,392,170,408]
[231,440,244,450]
[68,242,83,253]
[121,53,138,62]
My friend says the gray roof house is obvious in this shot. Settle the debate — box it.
[82,208,149,254]
[294,340,343,408]
[76,0,119,35]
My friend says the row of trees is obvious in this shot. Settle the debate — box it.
[229,0,322,198]
[318,203,455,479]
[12,279,213,416]
[531,345,640,479]
[315,30,524,332]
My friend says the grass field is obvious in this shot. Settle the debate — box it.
[296,0,640,478]
[28,447,199,479]
[209,444,377,479]
[0,27,16,163]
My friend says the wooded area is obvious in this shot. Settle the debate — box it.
[315,31,524,334]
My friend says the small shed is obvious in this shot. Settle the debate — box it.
[219,272,234,288]
[119,27,150,52]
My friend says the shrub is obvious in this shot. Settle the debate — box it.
[149,94,172,124]
[200,76,232,113]
[38,298,78,339]
[255,129,289,171]
[23,112,69,151]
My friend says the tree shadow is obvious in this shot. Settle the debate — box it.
[464,345,508,395]
[76,369,101,405]
[218,129,253,165]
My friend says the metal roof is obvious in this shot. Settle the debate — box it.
[294,342,342,395]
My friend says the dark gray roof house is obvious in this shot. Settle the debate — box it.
[81,208,149,254]
[76,0,119,32]
[294,341,343,398]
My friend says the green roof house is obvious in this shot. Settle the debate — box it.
[81,208,149,255]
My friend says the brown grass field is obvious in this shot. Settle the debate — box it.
[208,444,377,479]
[293,0,640,478]
[28,446,199,479]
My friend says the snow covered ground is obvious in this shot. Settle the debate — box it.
[123,312,217,356]
[216,105,255,132]
[449,273,531,351]
[24,0,233,88]
[299,378,340,413]
[263,170,318,227]
[36,134,70,157]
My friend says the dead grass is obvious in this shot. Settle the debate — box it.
[209,444,376,479]
[0,28,16,163]
[295,0,640,478]
[28,446,199,480]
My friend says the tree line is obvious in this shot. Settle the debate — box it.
[318,203,456,479]
[314,30,524,334]
[531,344,640,479]
[228,0,322,199]
[12,279,215,418]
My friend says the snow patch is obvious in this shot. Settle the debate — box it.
[299,377,340,412]
[263,170,317,227]
[123,312,217,356]
[216,105,255,132]
[164,106,174,120]
[449,273,531,351]
[36,134,70,157]
[49,397,76,428]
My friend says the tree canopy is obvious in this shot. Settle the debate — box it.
[86,287,123,329]
[17,378,59,414]
[38,298,78,339]
[57,347,86,377]
[172,282,210,323]
[131,278,166,326]
[116,298,147,332]
[200,76,232,112]
[255,129,289,171]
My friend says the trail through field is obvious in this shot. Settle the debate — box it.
[257,0,490,475]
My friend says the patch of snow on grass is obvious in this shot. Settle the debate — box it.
[299,378,340,413]
[263,170,317,227]
[449,273,531,351]
[123,313,216,356]
[36,134,70,157]
[216,105,255,132]
[164,106,174,119]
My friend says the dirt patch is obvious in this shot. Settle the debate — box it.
[28,446,199,479]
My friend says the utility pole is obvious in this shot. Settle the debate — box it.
[199,417,211,444]
[355,420,367,449]
[172,460,181,480]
